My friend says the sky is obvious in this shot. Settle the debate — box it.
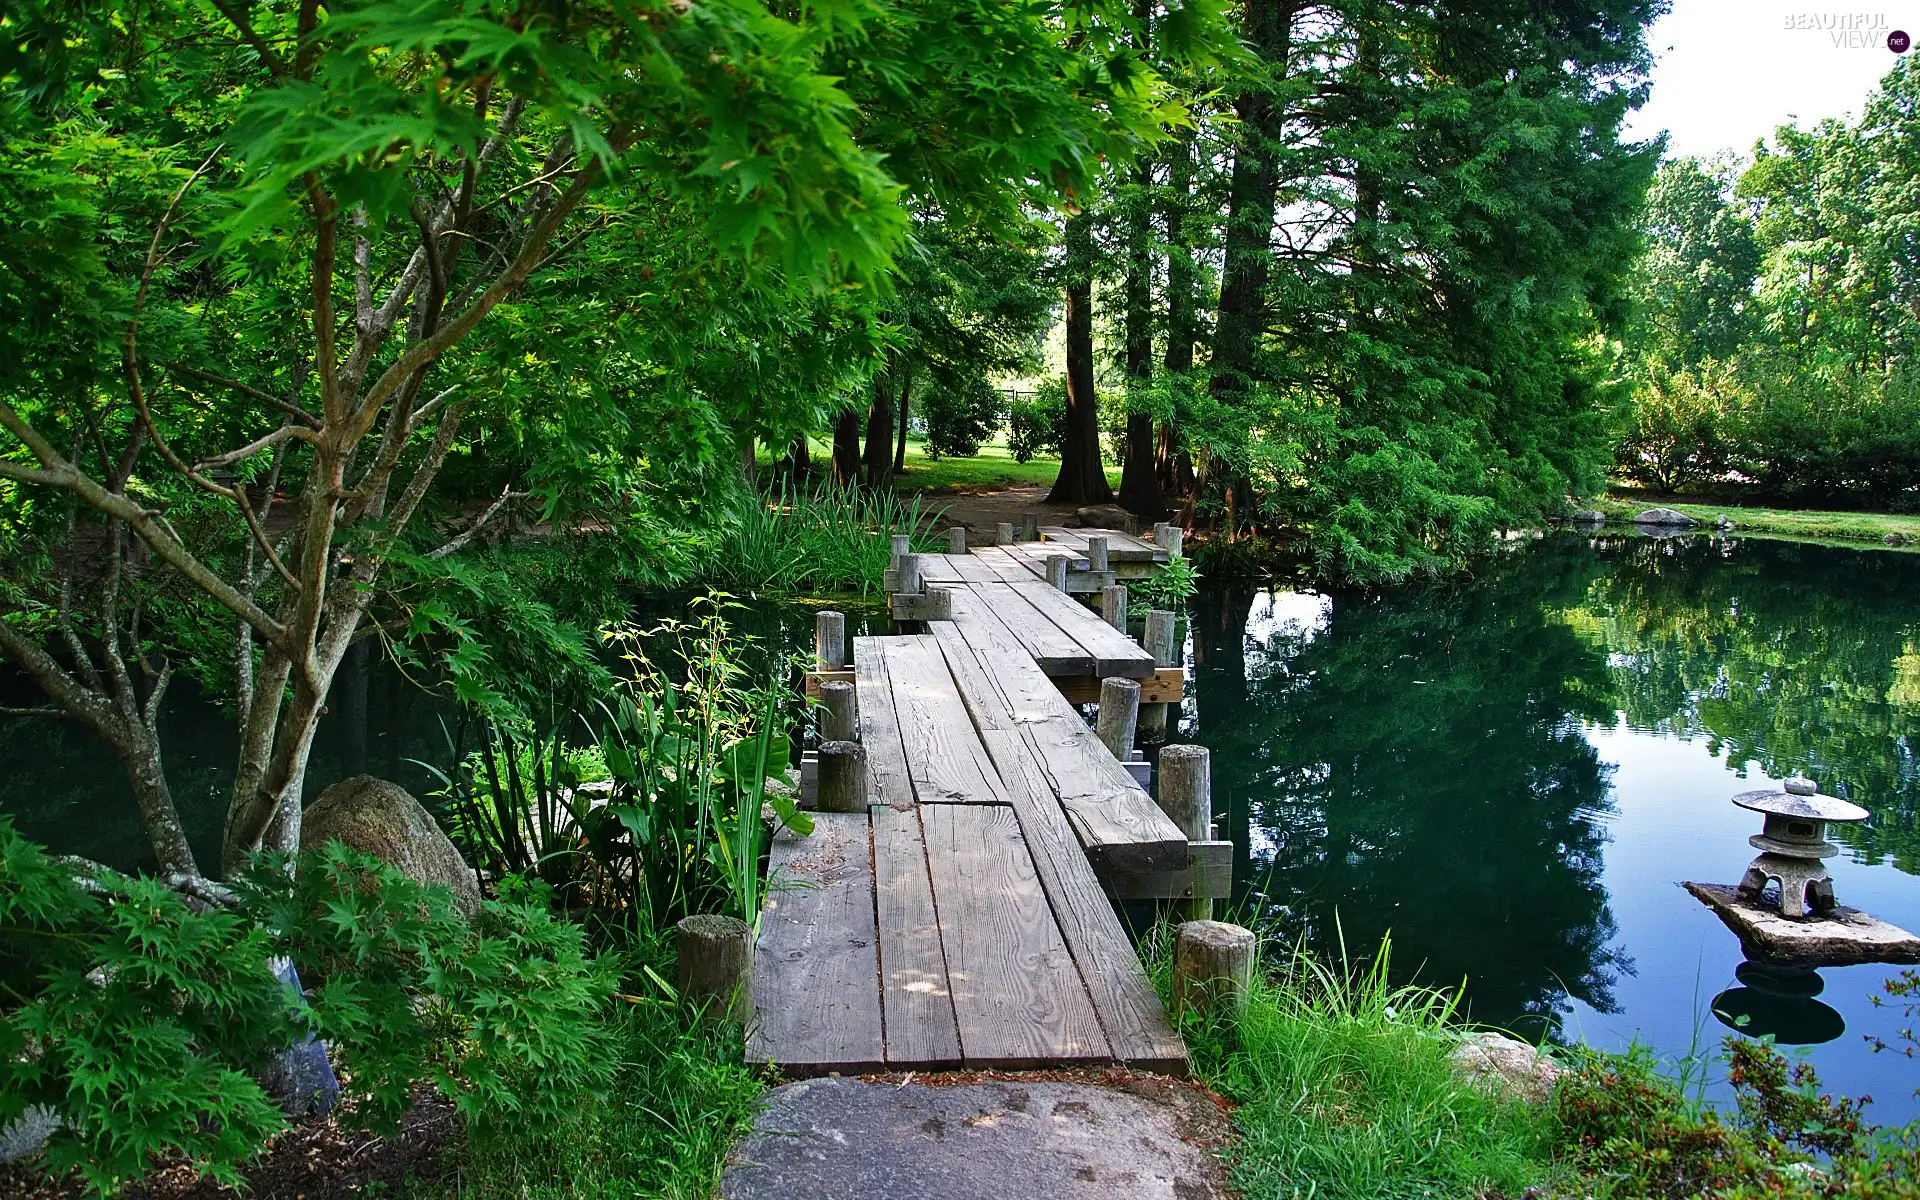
[1623,0,1920,160]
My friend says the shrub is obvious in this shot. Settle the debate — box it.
[1007,376,1067,463]
[921,376,1002,459]
[0,823,618,1195]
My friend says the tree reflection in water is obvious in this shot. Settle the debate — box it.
[1187,533,1920,1045]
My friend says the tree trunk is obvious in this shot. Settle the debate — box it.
[788,432,811,484]
[1210,0,1293,408]
[739,434,756,487]
[1047,212,1114,506]
[863,374,894,490]
[1118,164,1166,520]
[892,373,911,473]
[832,408,863,487]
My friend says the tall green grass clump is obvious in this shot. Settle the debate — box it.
[709,478,941,594]
[1168,934,1558,1200]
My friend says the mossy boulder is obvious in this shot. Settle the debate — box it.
[301,776,482,916]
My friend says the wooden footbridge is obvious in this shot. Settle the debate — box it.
[746,524,1228,1078]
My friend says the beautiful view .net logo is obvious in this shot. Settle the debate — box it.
[1782,12,1912,50]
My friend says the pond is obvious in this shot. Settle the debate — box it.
[1187,533,1920,1120]
[4,535,1916,1119]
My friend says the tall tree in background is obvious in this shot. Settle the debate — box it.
[1049,211,1118,505]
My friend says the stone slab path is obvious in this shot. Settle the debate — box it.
[719,1077,1232,1200]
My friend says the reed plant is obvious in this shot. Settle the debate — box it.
[418,595,810,938]
[707,477,943,595]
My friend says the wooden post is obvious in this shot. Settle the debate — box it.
[1101,583,1128,631]
[890,533,911,566]
[819,680,857,742]
[1086,535,1110,573]
[948,526,967,554]
[1095,677,1140,760]
[1157,743,1212,920]
[1045,553,1069,591]
[894,552,922,596]
[1019,512,1038,541]
[1155,524,1184,558]
[920,586,953,621]
[817,740,868,813]
[815,610,845,671]
[1173,921,1254,1022]
[1138,609,1177,743]
[1151,521,1169,542]
[676,914,755,1026]
[995,521,1015,545]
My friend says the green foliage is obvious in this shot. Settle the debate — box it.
[0,826,292,1194]
[430,938,763,1200]
[0,824,618,1196]
[1171,936,1556,1200]
[1130,553,1199,609]
[1008,377,1068,464]
[427,595,809,933]
[1553,1040,1920,1198]
[703,478,940,594]
[920,377,1003,459]
[1618,59,1920,510]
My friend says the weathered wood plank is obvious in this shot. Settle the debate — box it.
[1054,667,1184,704]
[1004,578,1156,677]
[1043,526,1159,562]
[961,583,1092,675]
[927,626,1185,1070]
[917,554,965,584]
[928,622,1186,873]
[921,804,1112,1067]
[879,635,1008,805]
[747,813,886,1074]
[946,552,1003,586]
[852,637,914,809]
[1095,840,1234,901]
[872,806,963,1067]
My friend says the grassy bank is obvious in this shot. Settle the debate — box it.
[1161,935,1920,1200]
[1600,492,1920,549]
[762,434,1120,495]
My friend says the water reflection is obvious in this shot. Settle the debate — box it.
[1191,534,1920,1049]
[1711,958,1847,1046]
[1189,543,1632,1038]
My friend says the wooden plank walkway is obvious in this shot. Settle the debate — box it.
[748,529,1193,1078]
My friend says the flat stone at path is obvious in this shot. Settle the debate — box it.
[1685,882,1920,967]
[721,1076,1232,1200]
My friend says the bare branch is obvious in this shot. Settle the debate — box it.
[0,706,65,717]
[192,423,314,472]
[206,0,289,77]
[409,383,464,428]
[427,485,524,559]
[164,362,322,428]
[385,394,475,541]
[0,398,291,649]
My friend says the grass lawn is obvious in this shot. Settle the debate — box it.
[1602,491,1920,548]
[763,434,1120,495]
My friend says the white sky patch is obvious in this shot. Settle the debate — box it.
[1625,1,1919,159]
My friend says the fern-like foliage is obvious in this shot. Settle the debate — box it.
[0,824,617,1196]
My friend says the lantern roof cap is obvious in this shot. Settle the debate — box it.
[1731,777,1869,823]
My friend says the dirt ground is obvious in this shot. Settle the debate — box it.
[921,485,1143,538]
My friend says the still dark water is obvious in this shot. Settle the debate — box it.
[1185,533,1920,1120]
[4,536,1916,1117]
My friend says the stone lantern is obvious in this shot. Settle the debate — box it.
[1732,777,1868,919]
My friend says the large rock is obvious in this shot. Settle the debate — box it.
[1684,882,1920,967]
[1450,1031,1564,1105]
[1568,509,1607,525]
[721,1077,1233,1200]
[302,776,482,916]
[1631,506,1697,528]
[1074,504,1139,535]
